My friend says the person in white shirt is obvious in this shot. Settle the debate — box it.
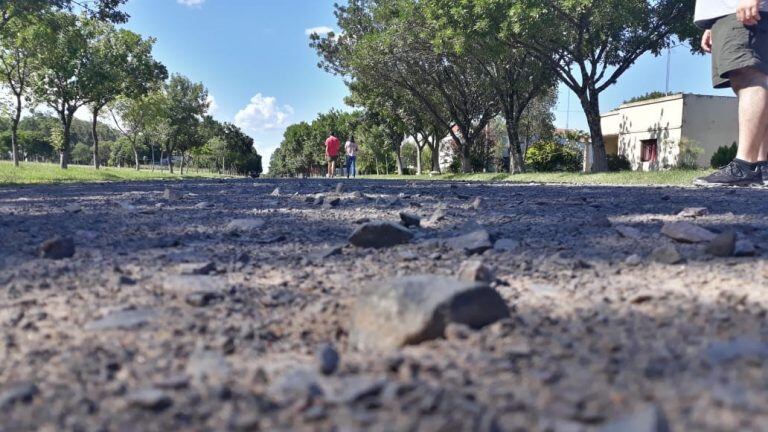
[694,0,768,186]
[344,136,359,179]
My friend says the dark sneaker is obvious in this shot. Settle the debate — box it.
[760,162,768,186]
[693,160,762,187]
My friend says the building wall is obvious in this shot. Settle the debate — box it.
[680,94,739,168]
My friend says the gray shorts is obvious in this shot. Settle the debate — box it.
[711,13,768,88]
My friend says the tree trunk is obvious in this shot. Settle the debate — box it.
[91,108,101,170]
[415,145,423,175]
[60,117,72,170]
[506,119,524,174]
[134,148,140,171]
[151,145,155,171]
[579,88,608,173]
[167,147,174,174]
[429,139,440,174]
[11,94,21,167]
[459,138,472,173]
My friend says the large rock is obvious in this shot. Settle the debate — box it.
[661,221,717,243]
[650,245,683,265]
[706,231,736,257]
[457,259,494,283]
[446,229,493,255]
[350,276,509,351]
[399,212,421,228]
[348,222,413,248]
[0,382,38,408]
[39,236,75,260]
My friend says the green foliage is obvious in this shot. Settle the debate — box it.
[607,154,631,172]
[676,138,703,170]
[70,142,92,165]
[710,142,738,168]
[525,141,581,172]
[623,91,676,105]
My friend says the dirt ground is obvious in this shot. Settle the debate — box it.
[1,178,767,432]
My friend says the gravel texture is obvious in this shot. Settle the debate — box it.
[1,178,768,431]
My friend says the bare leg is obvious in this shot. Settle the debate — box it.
[331,161,336,178]
[730,67,768,162]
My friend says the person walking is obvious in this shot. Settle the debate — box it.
[325,132,341,178]
[345,135,359,178]
[694,0,768,186]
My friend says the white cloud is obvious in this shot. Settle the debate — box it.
[305,26,334,36]
[178,0,205,8]
[234,93,293,134]
[206,94,219,116]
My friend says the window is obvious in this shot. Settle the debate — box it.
[641,139,658,163]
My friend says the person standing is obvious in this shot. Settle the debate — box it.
[694,0,768,186]
[325,132,341,178]
[345,135,359,178]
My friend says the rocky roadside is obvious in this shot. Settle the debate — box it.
[0,178,767,431]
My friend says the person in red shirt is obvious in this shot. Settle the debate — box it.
[325,132,341,178]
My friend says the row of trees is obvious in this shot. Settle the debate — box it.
[0,0,262,175]
[307,0,698,173]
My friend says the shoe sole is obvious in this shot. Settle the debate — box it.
[693,179,762,188]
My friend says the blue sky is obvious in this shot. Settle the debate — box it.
[118,0,733,167]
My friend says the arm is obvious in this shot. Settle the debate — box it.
[701,30,712,53]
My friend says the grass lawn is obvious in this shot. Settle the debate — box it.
[0,161,231,186]
[361,169,714,186]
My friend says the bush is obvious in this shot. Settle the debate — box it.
[525,141,581,172]
[710,142,738,168]
[607,154,631,172]
[676,138,704,169]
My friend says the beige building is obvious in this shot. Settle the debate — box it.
[601,93,738,170]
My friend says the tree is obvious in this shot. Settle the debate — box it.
[31,12,90,169]
[0,0,128,31]
[428,0,698,172]
[82,20,166,169]
[0,16,35,166]
[312,0,498,173]
[110,91,164,169]
[160,74,208,174]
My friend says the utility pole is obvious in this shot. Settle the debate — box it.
[666,47,672,93]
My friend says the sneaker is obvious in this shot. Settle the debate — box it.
[693,160,762,187]
[760,162,768,185]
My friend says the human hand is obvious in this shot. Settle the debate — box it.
[701,30,713,53]
[737,0,761,25]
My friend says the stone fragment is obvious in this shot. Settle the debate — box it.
[313,195,325,206]
[590,214,612,228]
[268,369,323,403]
[186,351,231,383]
[117,201,137,212]
[424,208,447,227]
[270,187,281,196]
[348,222,413,248]
[446,230,492,255]
[194,201,214,209]
[399,212,421,228]
[493,238,520,251]
[323,197,341,208]
[678,207,708,218]
[706,231,736,257]
[599,404,670,432]
[350,275,509,351]
[625,254,643,267]
[318,344,340,375]
[126,389,173,411]
[661,221,717,243]
[457,259,494,283]
[163,188,181,201]
[173,262,216,275]
[335,183,345,193]
[85,308,157,331]
[185,291,224,307]
[0,382,38,408]
[163,275,228,294]
[39,236,75,260]
[734,240,757,257]
[350,191,364,199]
[325,376,386,404]
[703,337,768,366]
[615,225,642,240]
[63,204,83,213]
[471,197,483,210]
[226,218,265,233]
[650,245,684,265]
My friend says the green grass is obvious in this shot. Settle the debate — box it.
[361,169,713,186]
[0,161,232,186]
